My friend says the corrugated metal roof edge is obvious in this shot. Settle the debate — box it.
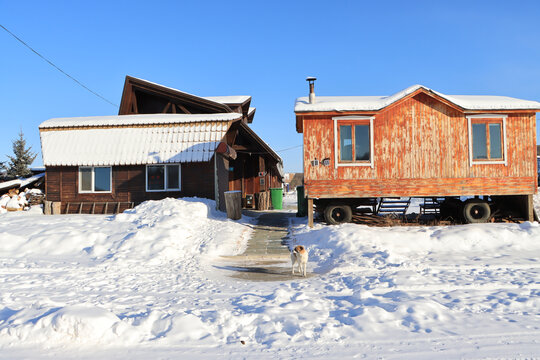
[39,113,242,129]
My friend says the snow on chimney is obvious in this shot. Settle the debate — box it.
[306,77,316,104]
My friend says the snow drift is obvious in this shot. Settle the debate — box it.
[0,197,539,358]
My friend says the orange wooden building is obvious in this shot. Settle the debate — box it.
[295,80,540,225]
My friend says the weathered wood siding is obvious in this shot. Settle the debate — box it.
[302,92,537,198]
[45,162,215,213]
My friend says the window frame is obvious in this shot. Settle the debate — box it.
[467,114,507,166]
[78,166,112,193]
[145,164,181,192]
[333,116,375,168]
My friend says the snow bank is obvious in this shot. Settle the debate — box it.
[0,197,248,261]
[1,197,540,358]
[294,222,540,271]
[0,198,253,349]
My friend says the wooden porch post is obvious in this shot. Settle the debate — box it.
[307,198,314,228]
[526,194,534,222]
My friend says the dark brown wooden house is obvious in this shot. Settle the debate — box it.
[39,76,283,214]
[295,81,540,225]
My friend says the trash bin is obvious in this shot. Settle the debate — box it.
[270,188,283,210]
[296,186,307,217]
[224,191,242,220]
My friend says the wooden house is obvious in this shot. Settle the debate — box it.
[39,76,283,214]
[295,81,540,225]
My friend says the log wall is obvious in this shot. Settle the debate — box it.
[45,162,215,213]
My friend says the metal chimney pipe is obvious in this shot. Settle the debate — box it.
[306,77,316,104]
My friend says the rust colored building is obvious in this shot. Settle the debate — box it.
[295,81,539,225]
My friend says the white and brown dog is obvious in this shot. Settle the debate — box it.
[291,245,308,277]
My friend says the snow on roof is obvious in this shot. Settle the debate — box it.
[203,96,251,105]
[39,113,241,129]
[128,77,251,107]
[40,119,231,166]
[0,173,45,191]
[295,84,540,112]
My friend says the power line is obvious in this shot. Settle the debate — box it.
[236,144,302,155]
[0,24,118,108]
[276,144,302,152]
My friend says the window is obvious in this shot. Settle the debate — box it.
[333,116,374,167]
[79,167,112,193]
[146,164,181,191]
[467,115,507,165]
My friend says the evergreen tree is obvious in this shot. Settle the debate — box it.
[6,130,37,178]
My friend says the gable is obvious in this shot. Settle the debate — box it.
[119,76,233,115]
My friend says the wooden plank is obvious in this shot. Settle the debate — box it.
[177,104,191,114]
[162,102,171,113]
[307,198,314,228]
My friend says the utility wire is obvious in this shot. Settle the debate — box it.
[236,144,302,155]
[0,24,118,108]
[275,144,302,152]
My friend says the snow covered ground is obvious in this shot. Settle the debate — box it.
[0,196,539,359]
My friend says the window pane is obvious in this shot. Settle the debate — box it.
[340,125,353,161]
[472,123,487,159]
[148,166,165,190]
[80,168,92,192]
[489,123,502,159]
[354,125,370,161]
[94,167,111,192]
[167,165,179,189]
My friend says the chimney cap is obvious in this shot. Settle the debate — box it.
[306,77,317,82]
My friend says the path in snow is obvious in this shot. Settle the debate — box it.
[217,210,313,281]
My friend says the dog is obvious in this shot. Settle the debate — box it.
[291,245,308,277]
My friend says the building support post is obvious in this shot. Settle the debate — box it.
[526,194,534,222]
[307,198,314,228]
[214,155,219,210]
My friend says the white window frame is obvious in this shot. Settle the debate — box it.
[145,164,181,192]
[78,166,112,193]
[467,114,507,166]
[333,116,375,169]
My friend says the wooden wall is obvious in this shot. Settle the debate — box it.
[45,162,215,213]
[228,155,282,192]
[301,92,537,198]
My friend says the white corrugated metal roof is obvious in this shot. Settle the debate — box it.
[39,113,241,129]
[40,116,233,166]
[295,84,540,112]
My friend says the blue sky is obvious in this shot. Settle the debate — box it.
[1,0,540,173]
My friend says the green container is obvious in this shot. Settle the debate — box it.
[270,188,283,210]
[296,186,307,217]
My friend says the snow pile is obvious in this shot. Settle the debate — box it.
[0,190,30,214]
[0,198,252,349]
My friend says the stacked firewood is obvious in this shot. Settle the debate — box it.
[26,190,45,206]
